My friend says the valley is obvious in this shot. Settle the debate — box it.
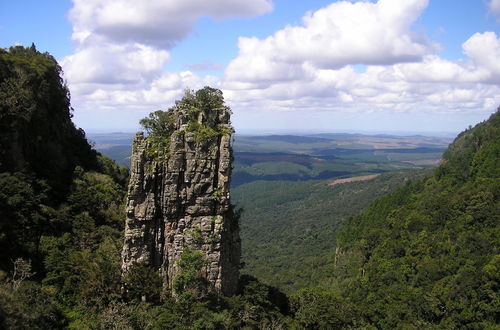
[91,131,450,293]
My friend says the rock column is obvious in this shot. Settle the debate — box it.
[122,105,240,296]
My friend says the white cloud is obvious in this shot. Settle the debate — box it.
[489,0,500,19]
[224,0,437,87]
[69,0,273,48]
[63,43,170,86]
[64,0,272,126]
[462,32,500,83]
[70,69,220,131]
[73,70,219,110]
[222,29,500,121]
[65,0,500,133]
[221,0,500,124]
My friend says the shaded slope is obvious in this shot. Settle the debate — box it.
[0,46,128,274]
[0,46,99,199]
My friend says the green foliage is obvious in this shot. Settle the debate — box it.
[208,276,293,329]
[0,279,66,329]
[140,86,232,155]
[291,287,359,329]
[233,170,427,293]
[67,170,125,228]
[0,46,100,199]
[96,154,129,186]
[193,86,224,112]
[330,109,500,328]
[140,110,174,137]
[41,235,123,307]
[124,262,163,303]
[151,274,295,329]
[173,248,209,299]
[186,120,220,142]
[0,172,52,269]
[185,226,204,246]
[0,46,129,325]
[140,110,174,160]
[181,86,232,142]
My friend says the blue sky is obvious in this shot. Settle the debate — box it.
[1,0,500,135]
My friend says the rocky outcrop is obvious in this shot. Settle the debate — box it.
[122,92,240,296]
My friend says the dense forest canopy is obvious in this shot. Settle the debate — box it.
[233,170,429,293]
[0,45,100,198]
[329,109,500,328]
[0,46,130,328]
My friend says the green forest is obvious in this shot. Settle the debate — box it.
[232,170,429,293]
[0,46,498,329]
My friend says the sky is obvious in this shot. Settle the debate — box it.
[1,0,500,135]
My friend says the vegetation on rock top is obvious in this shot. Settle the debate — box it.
[139,86,233,161]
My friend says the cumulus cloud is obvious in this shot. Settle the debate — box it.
[63,43,170,86]
[69,0,273,48]
[222,30,500,120]
[71,70,220,131]
[65,0,500,132]
[462,32,500,83]
[65,0,272,84]
[221,0,500,121]
[224,0,437,87]
[63,0,272,124]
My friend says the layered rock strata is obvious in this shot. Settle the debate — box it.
[122,104,240,296]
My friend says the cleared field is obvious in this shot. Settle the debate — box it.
[329,174,380,186]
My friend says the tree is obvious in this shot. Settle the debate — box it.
[173,248,208,299]
[139,110,174,137]
[123,262,163,303]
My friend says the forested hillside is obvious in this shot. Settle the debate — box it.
[317,109,499,328]
[0,46,128,328]
[233,170,428,293]
[0,45,102,199]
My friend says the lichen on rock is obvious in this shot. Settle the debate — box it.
[121,87,240,296]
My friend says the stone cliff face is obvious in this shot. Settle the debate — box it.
[122,93,240,296]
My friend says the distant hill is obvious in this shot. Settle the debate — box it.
[92,132,450,186]
[244,134,332,144]
[87,132,135,167]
